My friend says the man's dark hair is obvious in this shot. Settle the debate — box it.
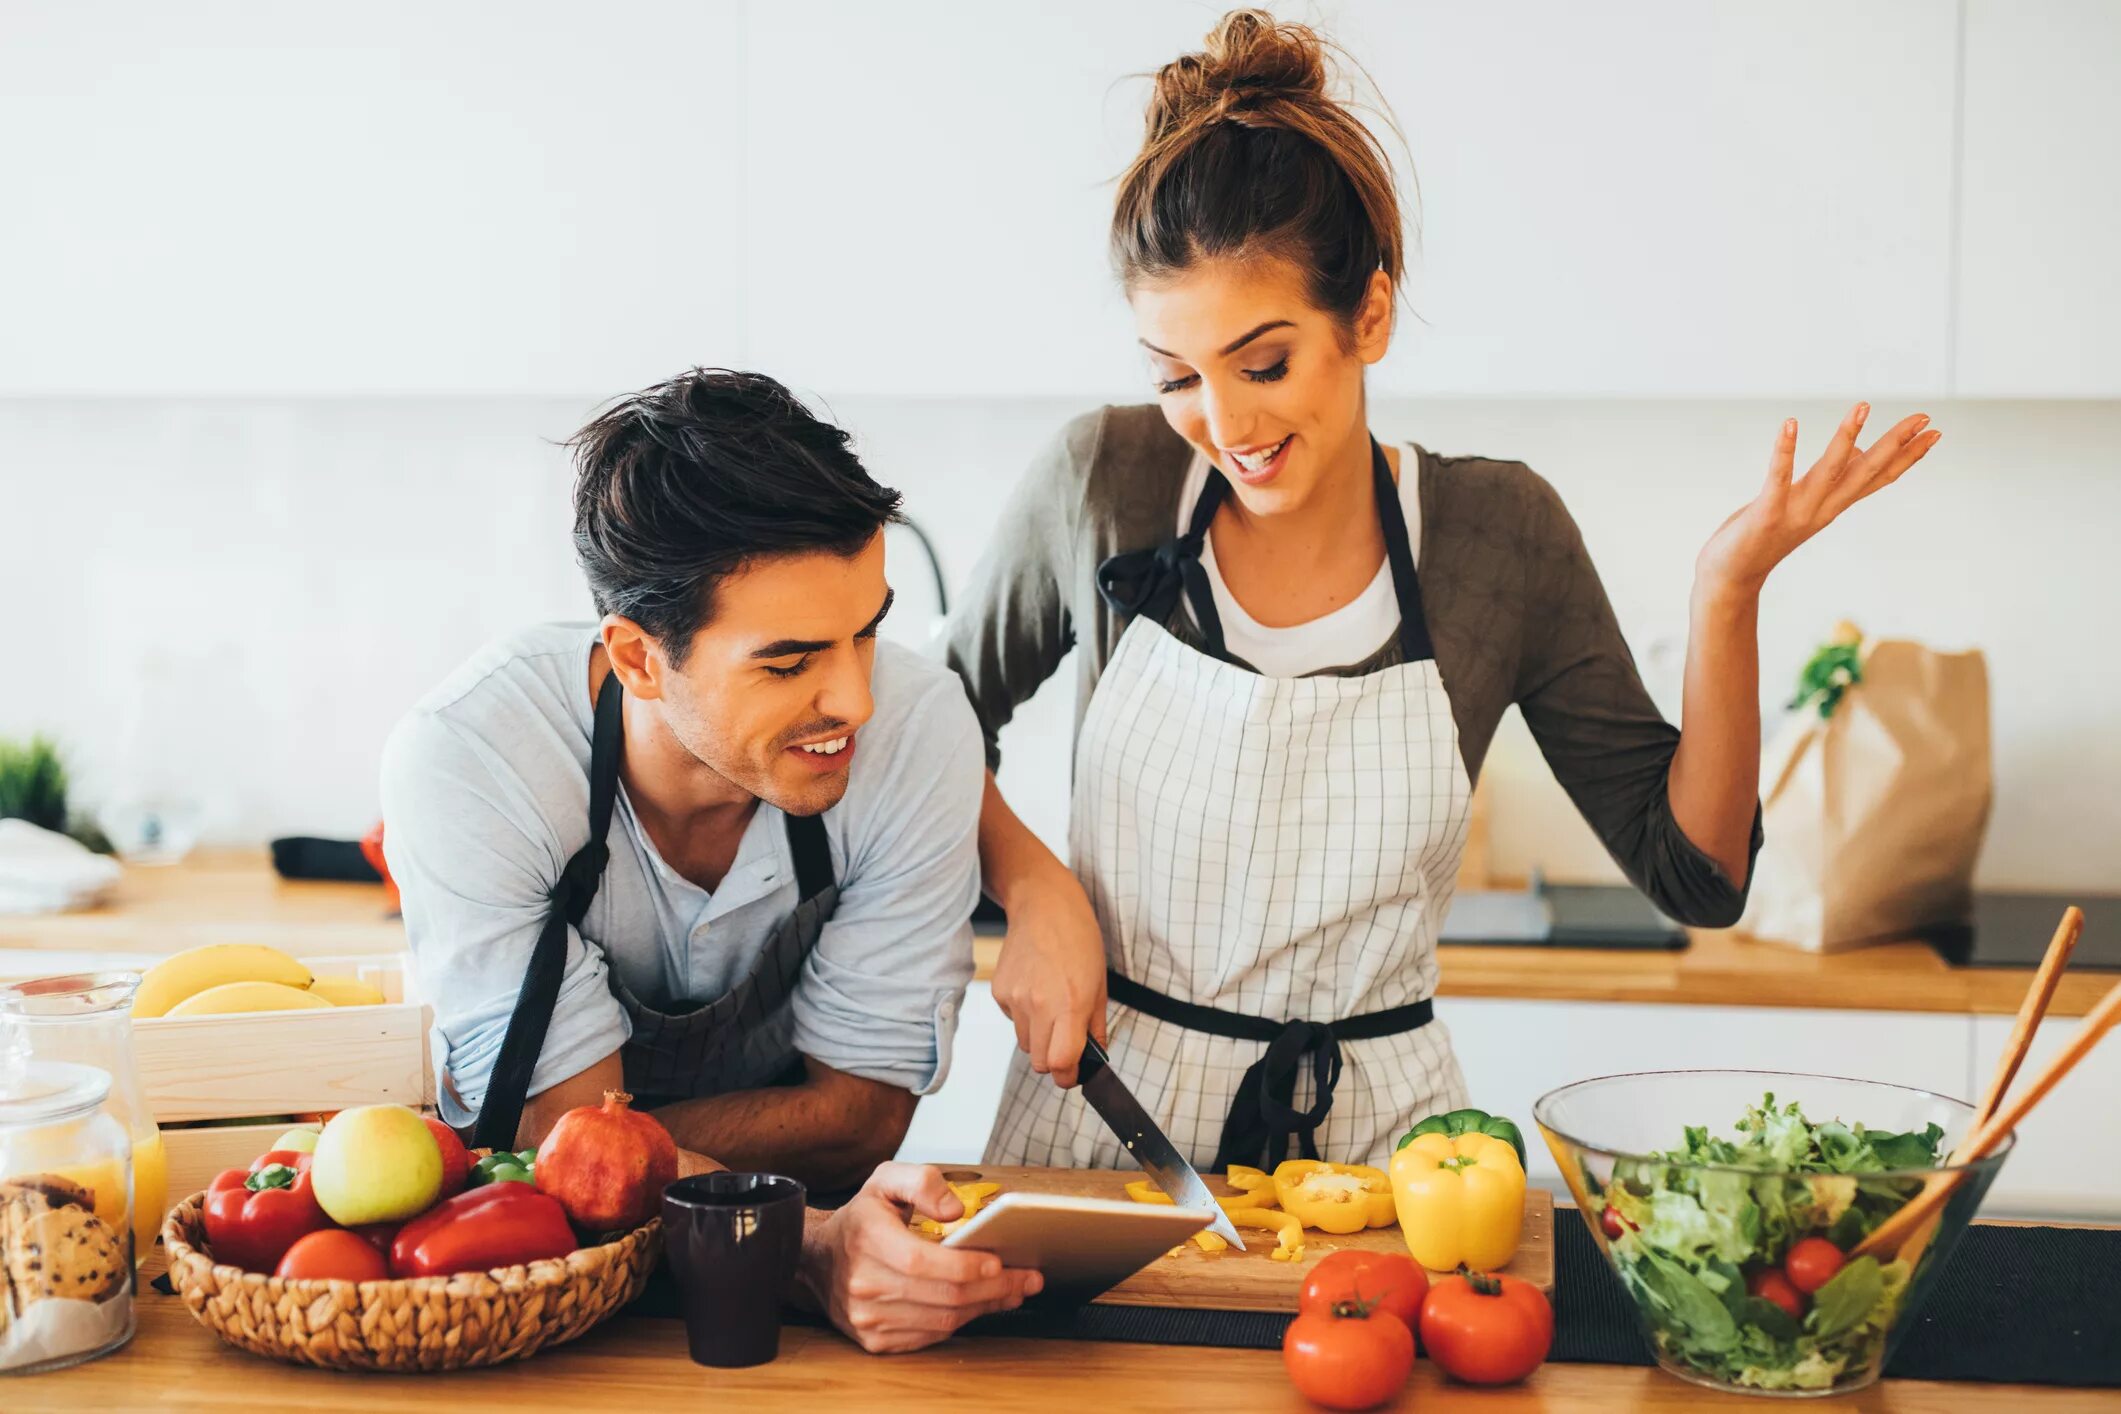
[570,369,902,663]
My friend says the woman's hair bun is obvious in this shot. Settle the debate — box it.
[1148,8,1331,138]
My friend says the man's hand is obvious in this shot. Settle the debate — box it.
[798,1162,1043,1354]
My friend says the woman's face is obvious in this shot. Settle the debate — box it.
[1131,256,1393,517]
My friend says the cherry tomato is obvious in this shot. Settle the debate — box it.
[1784,1236,1846,1294]
[1747,1266,1807,1321]
[1418,1270,1552,1386]
[1599,1204,1635,1240]
[1282,1302,1415,1411]
[275,1228,389,1282]
[1299,1249,1429,1330]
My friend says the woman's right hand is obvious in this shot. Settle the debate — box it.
[990,860,1108,1088]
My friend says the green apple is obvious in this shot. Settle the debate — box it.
[311,1104,443,1225]
[270,1125,322,1154]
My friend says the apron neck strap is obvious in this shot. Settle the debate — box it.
[469,668,626,1150]
[1183,437,1432,663]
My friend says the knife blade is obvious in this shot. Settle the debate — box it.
[1078,1038,1245,1250]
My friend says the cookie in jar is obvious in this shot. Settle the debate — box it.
[1,1062,135,1374]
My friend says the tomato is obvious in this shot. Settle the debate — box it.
[1747,1266,1807,1321]
[423,1116,472,1200]
[347,1220,401,1252]
[1282,1302,1414,1412]
[1299,1250,1429,1330]
[274,1228,390,1282]
[1784,1236,1846,1295]
[1418,1270,1552,1386]
[1599,1204,1634,1240]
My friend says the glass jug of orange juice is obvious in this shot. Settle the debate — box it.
[0,973,165,1266]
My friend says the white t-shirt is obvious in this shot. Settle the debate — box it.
[1176,445,1422,678]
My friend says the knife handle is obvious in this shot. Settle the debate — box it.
[1078,1036,1109,1083]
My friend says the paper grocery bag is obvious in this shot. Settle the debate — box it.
[1738,637,1992,952]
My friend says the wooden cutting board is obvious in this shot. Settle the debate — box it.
[950,1166,1554,1312]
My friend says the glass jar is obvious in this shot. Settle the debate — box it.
[0,1060,136,1374]
[0,973,165,1267]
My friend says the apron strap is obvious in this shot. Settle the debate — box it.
[785,809,834,903]
[470,671,625,1150]
[1093,438,1433,665]
[1106,969,1434,1169]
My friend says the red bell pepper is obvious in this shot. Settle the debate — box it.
[202,1150,336,1273]
[388,1181,577,1279]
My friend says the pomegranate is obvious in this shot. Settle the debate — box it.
[535,1090,677,1231]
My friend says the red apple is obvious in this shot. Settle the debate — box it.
[423,1116,471,1200]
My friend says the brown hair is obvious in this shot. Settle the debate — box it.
[1111,8,1406,328]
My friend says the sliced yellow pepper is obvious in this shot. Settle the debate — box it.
[911,1181,1001,1237]
[1123,1178,1261,1218]
[1389,1130,1524,1271]
[1271,1159,1397,1234]
[1225,1164,1278,1209]
[1229,1206,1306,1262]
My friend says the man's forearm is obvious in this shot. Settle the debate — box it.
[650,1062,915,1192]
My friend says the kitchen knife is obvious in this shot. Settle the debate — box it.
[1078,1037,1245,1250]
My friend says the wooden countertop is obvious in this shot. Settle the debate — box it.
[10,1290,2110,1412]
[4,853,2107,1018]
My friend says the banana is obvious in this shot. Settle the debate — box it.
[133,943,314,1017]
[161,980,334,1018]
[306,975,387,1007]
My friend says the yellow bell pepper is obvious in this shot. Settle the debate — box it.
[1271,1160,1396,1234]
[911,1181,1000,1236]
[1389,1131,1524,1271]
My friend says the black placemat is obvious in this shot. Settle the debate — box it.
[896,1219,2121,1387]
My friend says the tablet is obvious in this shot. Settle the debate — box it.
[940,1191,1212,1304]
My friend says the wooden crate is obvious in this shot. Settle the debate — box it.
[138,950,434,1242]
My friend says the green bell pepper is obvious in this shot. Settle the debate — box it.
[470,1147,538,1187]
[1397,1107,1527,1169]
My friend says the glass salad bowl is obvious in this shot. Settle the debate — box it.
[1534,1070,2012,1398]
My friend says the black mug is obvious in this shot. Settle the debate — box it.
[662,1172,807,1368]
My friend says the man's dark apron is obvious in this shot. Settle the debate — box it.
[470,675,840,1150]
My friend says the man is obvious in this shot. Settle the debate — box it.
[381,368,1039,1351]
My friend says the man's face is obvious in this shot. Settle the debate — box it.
[655,534,891,816]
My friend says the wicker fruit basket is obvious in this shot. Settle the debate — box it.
[160,1192,661,1371]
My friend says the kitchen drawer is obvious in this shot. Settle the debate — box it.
[1971,1014,2121,1221]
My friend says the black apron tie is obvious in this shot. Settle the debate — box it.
[1095,437,1429,665]
[1105,971,1432,1171]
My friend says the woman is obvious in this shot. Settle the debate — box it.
[946,10,1939,1173]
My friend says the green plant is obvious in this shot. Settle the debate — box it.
[0,735,114,853]
[1789,626,1865,720]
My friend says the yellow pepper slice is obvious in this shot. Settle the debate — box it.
[1123,1179,1261,1217]
[910,1181,1001,1237]
[1225,1164,1279,1209]
[1389,1130,1525,1270]
[1228,1207,1306,1262]
[1271,1159,1397,1234]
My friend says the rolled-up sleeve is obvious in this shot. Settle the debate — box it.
[789,675,983,1095]
[379,712,630,1129]
[1511,473,1763,927]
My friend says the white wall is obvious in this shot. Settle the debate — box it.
[3,394,2115,890]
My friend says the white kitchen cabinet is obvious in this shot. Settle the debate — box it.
[1341,1,1959,398]
[1952,1,2121,396]
[896,981,1014,1165]
[739,2,1207,401]
[1970,1014,2121,1221]
[1437,998,1974,1197]
[0,2,746,395]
